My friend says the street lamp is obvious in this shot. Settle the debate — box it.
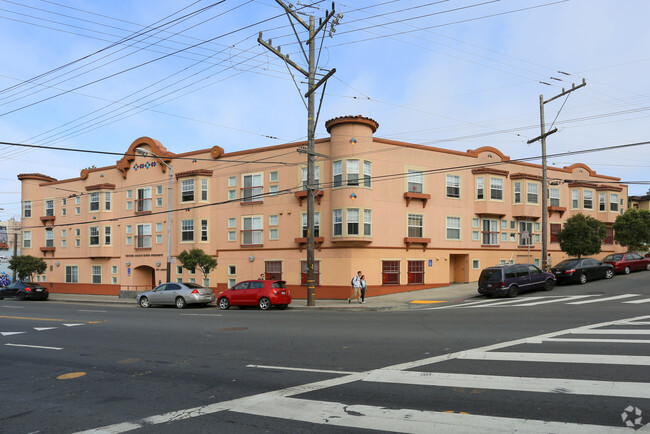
[135,147,173,283]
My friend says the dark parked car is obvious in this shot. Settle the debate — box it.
[478,263,555,298]
[550,258,614,284]
[217,280,291,310]
[0,281,49,301]
[602,253,650,274]
[137,282,215,308]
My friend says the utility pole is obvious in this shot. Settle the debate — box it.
[528,78,586,271]
[258,1,338,306]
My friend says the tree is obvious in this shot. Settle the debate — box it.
[556,213,607,258]
[8,255,47,281]
[176,248,217,284]
[613,208,650,251]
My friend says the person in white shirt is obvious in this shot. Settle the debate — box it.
[347,271,362,304]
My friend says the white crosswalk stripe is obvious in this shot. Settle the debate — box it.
[425,293,649,309]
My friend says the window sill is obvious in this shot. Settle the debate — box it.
[240,201,263,205]
[240,244,264,248]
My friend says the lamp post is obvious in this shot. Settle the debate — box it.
[135,147,173,282]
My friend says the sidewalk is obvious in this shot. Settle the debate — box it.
[47,282,480,312]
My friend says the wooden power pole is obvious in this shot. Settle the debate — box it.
[528,78,586,270]
[259,1,338,306]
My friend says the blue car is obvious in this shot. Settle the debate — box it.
[478,263,555,298]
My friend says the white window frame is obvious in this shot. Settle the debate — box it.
[446,174,460,198]
[91,265,102,284]
[476,177,484,200]
[526,182,539,204]
[346,160,360,186]
[550,188,560,207]
[333,161,343,188]
[65,265,79,283]
[407,214,424,238]
[242,216,263,245]
[89,226,100,246]
[490,177,503,200]
[333,209,342,236]
[181,219,194,242]
[446,216,461,240]
[181,179,195,202]
[364,209,372,236]
[407,170,423,193]
[23,201,32,218]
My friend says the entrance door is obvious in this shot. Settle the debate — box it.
[449,254,469,283]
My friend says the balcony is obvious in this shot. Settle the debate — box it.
[40,246,56,256]
[403,192,431,208]
[135,198,152,215]
[240,187,263,205]
[547,206,566,217]
[404,237,431,251]
[295,237,324,252]
[295,190,324,206]
[40,215,56,226]
[135,235,152,250]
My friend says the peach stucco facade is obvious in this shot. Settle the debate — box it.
[18,115,627,298]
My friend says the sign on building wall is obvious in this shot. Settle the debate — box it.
[0,226,8,250]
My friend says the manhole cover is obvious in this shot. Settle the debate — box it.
[220,327,248,331]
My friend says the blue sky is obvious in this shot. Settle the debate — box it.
[1,0,649,220]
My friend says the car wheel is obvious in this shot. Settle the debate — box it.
[139,296,151,308]
[218,297,230,310]
[646,263,650,271]
[258,297,271,310]
[175,297,186,309]
[544,279,555,291]
[624,266,631,275]
[605,269,614,279]
[507,285,518,298]
[17,292,25,301]
[579,273,587,285]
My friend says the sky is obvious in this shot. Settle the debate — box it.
[1,0,650,220]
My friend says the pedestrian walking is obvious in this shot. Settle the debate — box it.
[360,275,367,303]
[348,271,362,304]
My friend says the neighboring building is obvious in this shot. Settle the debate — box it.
[0,217,21,277]
[629,190,650,210]
[17,115,627,298]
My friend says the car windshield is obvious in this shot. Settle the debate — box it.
[556,259,579,268]
[603,254,622,261]
[479,269,502,282]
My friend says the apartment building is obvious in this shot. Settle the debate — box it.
[18,115,627,298]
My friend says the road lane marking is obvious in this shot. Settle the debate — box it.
[567,294,639,304]
[180,313,222,316]
[514,295,597,306]
[364,369,650,399]
[227,395,630,434]
[623,298,650,304]
[5,343,62,350]
[63,323,84,327]
[58,372,86,380]
[34,327,57,331]
[460,297,547,308]
[458,351,650,366]
[0,315,65,321]
[571,329,650,335]
[78,309,107,312]
[535,337,650,344]
[247,364,356,375]
[1,306,24,309]
[1,331,25,336]
[409,300,446,304]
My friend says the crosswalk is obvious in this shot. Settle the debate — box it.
[424,293,650,310]
[80,315,650,433]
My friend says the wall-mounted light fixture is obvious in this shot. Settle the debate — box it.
[248,255,255,262]
[156,261,161,267]
[126,261,131,267]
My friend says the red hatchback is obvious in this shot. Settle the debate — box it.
[602,253,650,274]
[217,280,291,310]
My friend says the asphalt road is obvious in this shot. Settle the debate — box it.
[1,271,649,433]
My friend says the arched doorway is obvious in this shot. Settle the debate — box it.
[133,265,156,291]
